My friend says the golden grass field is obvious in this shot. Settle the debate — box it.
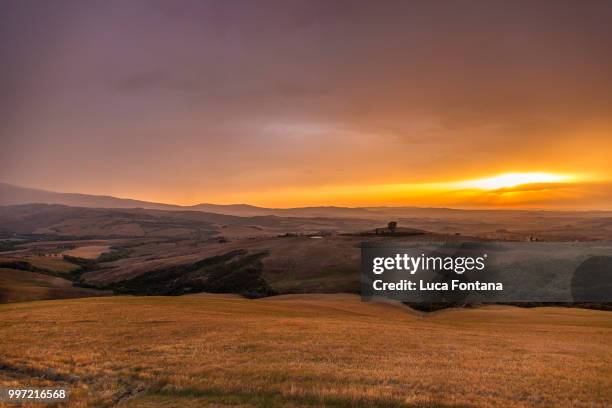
[0,294,610,407]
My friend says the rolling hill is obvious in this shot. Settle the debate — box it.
[0,183,377,217]
[0,294,609,407]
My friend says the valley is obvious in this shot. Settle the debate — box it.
[0,203,611,304]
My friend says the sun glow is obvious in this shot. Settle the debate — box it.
[458,172,575,191]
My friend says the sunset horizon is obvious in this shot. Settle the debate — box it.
[3,169,610,210]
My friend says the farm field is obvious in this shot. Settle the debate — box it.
[0,294,610,407]
[0,256,78,274]
[63,245,111,259]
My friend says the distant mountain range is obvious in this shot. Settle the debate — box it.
[1,182,609,220]
[0,182,384,218]
[1,183,611,241]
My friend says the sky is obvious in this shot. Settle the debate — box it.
[1,0,611,209]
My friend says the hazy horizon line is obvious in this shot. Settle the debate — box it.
[2,181,610,213]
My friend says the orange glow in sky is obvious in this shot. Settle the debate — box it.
[456,172,576,190]
[165,171,604,210]
[2,1,611,210]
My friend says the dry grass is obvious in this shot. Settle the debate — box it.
[0,295,610,407]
